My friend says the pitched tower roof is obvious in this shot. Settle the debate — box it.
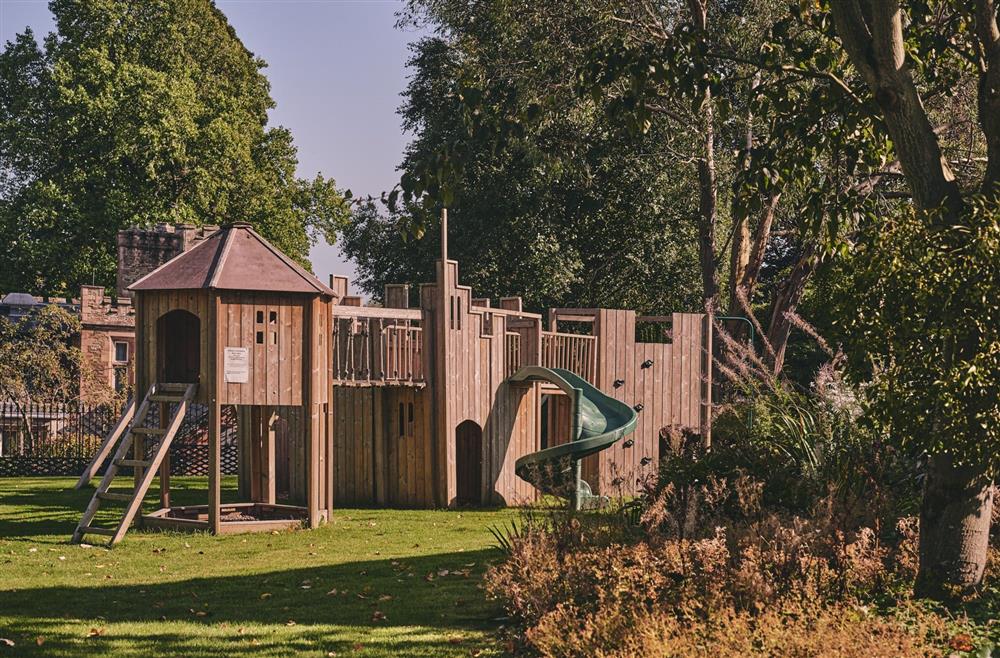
[128,223,336,297]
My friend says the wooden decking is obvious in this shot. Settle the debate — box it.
[142,502,312,534]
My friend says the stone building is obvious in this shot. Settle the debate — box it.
[2,224,219,403]
[116,224,218,297]
[81,224,219,400]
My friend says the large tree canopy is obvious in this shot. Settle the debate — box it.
[0,0,350,295]
[341,2,703,314]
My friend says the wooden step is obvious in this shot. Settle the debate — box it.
[158,383,191,392]
[132,427,166,436]
[150,394,184,403]
[79,525,116,537]
[115,458,151,468]
[97,491,134,503]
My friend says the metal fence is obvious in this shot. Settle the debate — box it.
[0,401,238,477]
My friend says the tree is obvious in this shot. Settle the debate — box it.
[822,0,998,598]
[0,0,350,296]
[343,6,703,314]
[394,0,889,376]
[0,305,85,447]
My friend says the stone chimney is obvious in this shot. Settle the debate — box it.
[116,223,219,297]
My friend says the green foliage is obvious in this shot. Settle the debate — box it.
[0,305,82,406]
[840,199,1000,468]
[0,0,350,295]
[340,2,702,312]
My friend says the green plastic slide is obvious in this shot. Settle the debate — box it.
[509,366,637,510]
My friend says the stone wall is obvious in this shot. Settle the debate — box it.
[116,223,219,297]
[79,285,136,403]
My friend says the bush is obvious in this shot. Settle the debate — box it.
[484,361,996,656]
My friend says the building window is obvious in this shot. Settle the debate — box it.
[113,340,129,363]
[113,366,128,393]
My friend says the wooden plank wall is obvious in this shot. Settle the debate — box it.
[217,293,307,407]
[590,311,708,496]
[330,386,434,507]
[135,289,213,404]
[418,260,543,507]
[485,382,540,506]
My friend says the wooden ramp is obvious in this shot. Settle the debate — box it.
[71,383,197,546]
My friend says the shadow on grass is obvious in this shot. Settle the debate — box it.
[0,477,238,541]
[1,549,503,657]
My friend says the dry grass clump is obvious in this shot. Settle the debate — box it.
[485,475,996,657]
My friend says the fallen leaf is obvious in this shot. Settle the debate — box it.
[948,634,974,652]
[371,610,386,622]
[438,569,450,577]
[259,592,272,600]
[378,594,392,602]
[58,556,66,561]
[285,620,296,626]
[326,588,339,596]
[0,638,13,647]
[87,628,105,638]
[35,637,45,646]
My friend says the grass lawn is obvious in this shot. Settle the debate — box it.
[0,477,520,657]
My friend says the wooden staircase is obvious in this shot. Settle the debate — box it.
[71,383,197,546]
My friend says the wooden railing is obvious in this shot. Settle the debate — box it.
[331,308,425,386]
[541,332,597,383]
[505,332,521,377]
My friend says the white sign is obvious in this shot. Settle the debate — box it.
[224,347,249,383]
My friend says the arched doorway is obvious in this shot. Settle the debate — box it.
[455,420,483,505]
[157,310,200,383]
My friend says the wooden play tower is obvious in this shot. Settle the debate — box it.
[73,223,335,545]
[73,213,713,545]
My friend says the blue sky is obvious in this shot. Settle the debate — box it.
[0,0,427,287]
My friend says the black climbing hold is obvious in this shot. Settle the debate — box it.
[640,456,652,466]
[623,438,634,448]
[641,359,654,369]
[633,403,644,412]
[614,379,624,388]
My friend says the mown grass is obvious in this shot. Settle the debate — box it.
[0,477,519,657]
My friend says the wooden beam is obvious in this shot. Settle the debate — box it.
[208,292,221,535]
[330,306,422,320]
[158,400,170,509]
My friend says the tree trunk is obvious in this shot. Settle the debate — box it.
[765,250,814,375]
[915,453,995,598]
[688,0,719,311]
[829,0,993,597]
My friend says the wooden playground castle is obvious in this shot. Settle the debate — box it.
[73,219,711,544]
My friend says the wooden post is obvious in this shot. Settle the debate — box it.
[208,292,221,534]
[701,312,713,449]
[158,400,170,509]
[237,406,251,500]
[436,208,452,506]
[264,408,277,504]
[304,297,321,528]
